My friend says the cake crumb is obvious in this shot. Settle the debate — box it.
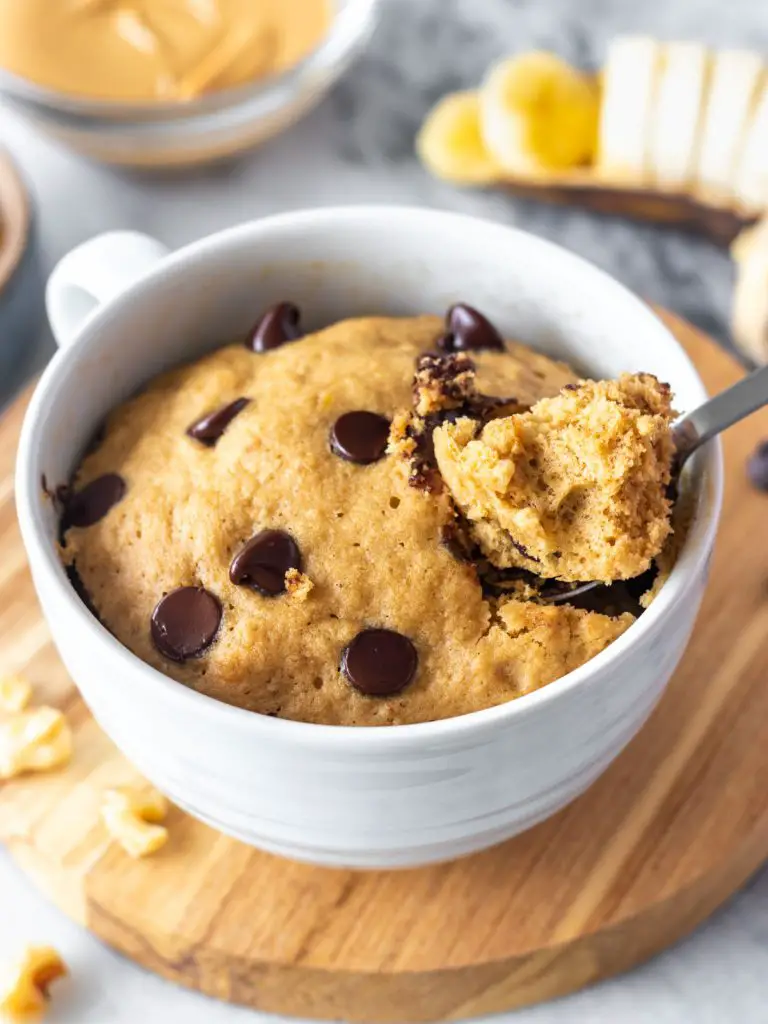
[413,352,477,416]
[392,352,527,494]
[285,568,314,601]
[435,373,676,583]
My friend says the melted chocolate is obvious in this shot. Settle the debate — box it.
[229,530,302,596]
[340,628,418,696]
[151,587,222,662]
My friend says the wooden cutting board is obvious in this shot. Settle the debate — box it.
[1,311,768,1023]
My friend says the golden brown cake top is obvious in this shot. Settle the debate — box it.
[59,308,671,725]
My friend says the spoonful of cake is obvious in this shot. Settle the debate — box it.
[434,364,768,596]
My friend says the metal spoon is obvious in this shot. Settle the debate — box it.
[542,362,768,604]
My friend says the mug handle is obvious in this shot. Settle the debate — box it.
[46,231,170,349]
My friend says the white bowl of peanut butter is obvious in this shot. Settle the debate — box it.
[0,0,378,167]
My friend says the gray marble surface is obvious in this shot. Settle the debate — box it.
[2,0,768,1020]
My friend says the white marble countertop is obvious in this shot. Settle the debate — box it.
[2,0,768,1020]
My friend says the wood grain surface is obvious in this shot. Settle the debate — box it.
[1,312,767,1022]
[500,177,758,246]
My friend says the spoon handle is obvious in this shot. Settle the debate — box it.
[674,362,768,461]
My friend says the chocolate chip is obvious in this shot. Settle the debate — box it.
[229,529,302,596]
[330,411,391,464]
[438,304,505,353]
[151,587,222,662]
[340,628,418,696]
[747,440,768,491]
[187,398,250,446]
[63,474,126,529]
[247,302,302,352]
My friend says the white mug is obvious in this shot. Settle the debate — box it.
[16,208,722,868]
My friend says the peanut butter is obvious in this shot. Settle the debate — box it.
[0,0,332,102]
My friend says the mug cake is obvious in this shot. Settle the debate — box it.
[57,303,676,726]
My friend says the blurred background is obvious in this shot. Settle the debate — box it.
[4,0,768,408]
[3,2,768,1021]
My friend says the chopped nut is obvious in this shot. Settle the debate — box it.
[100,785,169,858]
[0,945,67,1022]
[0,708,72,781]
[284,568,314,602]
[0,676,32,715]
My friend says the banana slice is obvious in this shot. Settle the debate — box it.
[731,218,768,363]
[478,52,598,175]
[734,76,768,211]
[648,43,710,190]
[416,90,502,184]
[597,36,662,183]
[696,50,764,202]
